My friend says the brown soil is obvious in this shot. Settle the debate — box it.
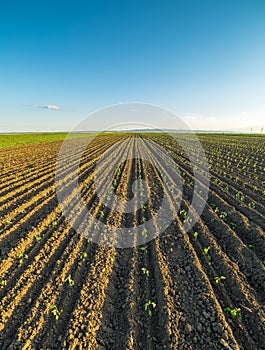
[0,134,264,350]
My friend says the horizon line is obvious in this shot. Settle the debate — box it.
[0,128,264,135]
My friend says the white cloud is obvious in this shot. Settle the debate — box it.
[39,104,62,110]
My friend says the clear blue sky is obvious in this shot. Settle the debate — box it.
[0,0,264,131]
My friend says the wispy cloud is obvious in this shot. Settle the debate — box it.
[39,104,62,110]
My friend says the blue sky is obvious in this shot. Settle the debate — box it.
[0,0,264,132]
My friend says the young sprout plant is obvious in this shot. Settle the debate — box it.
[248,201,256,209]
[144,300,156,316]
[93,222,99,231]
[35,233,41,242]
[80,252,88,261]
[203,246,211,261]
[194,231,199,239]
[18,252,28,265]
[63,275,74,287]
[0,278,7,287]
[51,218,57,227]
[141,228,148,238]
[179,209,187,220]
[140,246,148,254]
[141,267,150,276]
[224,307,242,320]
[50,304,61,320]
[219,212,228,220]
[214,276,226,285]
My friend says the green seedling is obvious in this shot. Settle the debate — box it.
[141,267,150,276]
[204,246,210,254]
[194,231,199,239]
[203,246,211,261]
[141,228,148,238]
[179,209,187,219]
[63,274,74,287]
[140,190,145,197]
[144,300,156,316]
[99,211,105,218]
[18,252,28,265]
[80,252,88,261]
[87,238,92,244]
[248,202,256,209]
[50,304,61,320]
[219,212,228,220]
[93,222,99,230]
[184,216,192,224]
[140,217,146,223]
[236,192,245,202]
[214,276,226,284]
[51,214,58,227]
[224,307,242,320]
[0,278,7,287]
[35,234,41,242]
[140,246,148,254]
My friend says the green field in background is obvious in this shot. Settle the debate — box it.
[0,133,99,149]
[0,132,263,150]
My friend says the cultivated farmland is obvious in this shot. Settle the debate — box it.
[0,133,264,350]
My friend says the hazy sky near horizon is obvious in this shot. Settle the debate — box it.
[0,0,264,132]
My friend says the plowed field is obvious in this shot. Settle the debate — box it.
[0,134,264,350]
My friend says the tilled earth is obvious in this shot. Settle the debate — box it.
[0,133,264,350]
